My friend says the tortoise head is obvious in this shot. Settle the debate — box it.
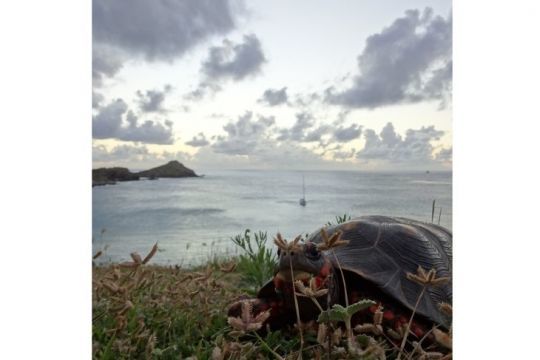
[272,241,338,310]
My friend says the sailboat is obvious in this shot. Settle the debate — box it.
[299,175,307,206]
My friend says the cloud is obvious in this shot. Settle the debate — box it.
[92,0,239,86]
[92,99,127,139]
[201,34,266,81]
[93,144,192,169]
[93,143,150,163]
[332,148,357,161]
[186,133,210,147]
[332,124,362,142]
[93,99,175,144]
[258,87,288,106]
[435,147,452,163]
[276,113,361,145]
[212,111,275,155]
[92,44,126,87]
[93,0,237,61]
[92,91,105,109]
[184,81,222,101]
[136,85,172,113]
[195,112,336,169]
[357,122,446,165]
[187,34,266,99]
[326,8,452,109]
[277,112,315,141]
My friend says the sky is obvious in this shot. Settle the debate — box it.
[92,0,452,171]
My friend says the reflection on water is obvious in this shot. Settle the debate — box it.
[93,170,452,266]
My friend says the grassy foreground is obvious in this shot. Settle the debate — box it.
[93,223,452,359]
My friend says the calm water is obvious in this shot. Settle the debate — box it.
[92,170,452,266]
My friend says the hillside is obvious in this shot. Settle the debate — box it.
[136,160,198,178]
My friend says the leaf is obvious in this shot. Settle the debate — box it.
[317,300,376,323]
[356,334,372,347]
[346,299,377,317]
[317,304,348,323]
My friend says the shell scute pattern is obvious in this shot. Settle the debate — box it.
[307,215,452,325]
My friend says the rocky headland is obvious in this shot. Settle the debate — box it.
[92,161,198,187]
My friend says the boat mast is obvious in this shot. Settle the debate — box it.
[302,175,305,199]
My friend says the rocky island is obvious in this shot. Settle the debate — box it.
[92,161,198,187]
[137,160,198,178]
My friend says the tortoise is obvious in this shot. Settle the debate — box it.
[228,215,452,339]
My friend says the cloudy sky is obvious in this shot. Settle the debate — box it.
[92,0,452,171]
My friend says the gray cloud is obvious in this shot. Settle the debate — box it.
[184,81,222,101]
[332,148,357,160]
[93,99,127,139]
[201,34,266,81]
[93,143,150,163]
[92,44,125,87]
[277,113,361,145]
[326,8,452,109]
[92,0,239,87]
[186,133,210,147]
[333,124,362,142]
[93,144,192,169]
[357,122,445,164]
[186,34,266,100]
[197,111,337,170]
[277,112,315,141]
[93,0,237,61]
[212,111,275,155]
[304,125,332,143]
[92,91,105,109]
[435,147,452,163]
[136,85,172,113]
[93,99,174,144]
[259,87,288,106]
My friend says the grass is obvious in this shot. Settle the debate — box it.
[231,230,277,294]
[93,217,452,359]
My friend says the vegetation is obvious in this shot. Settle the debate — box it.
[93,216,452,359]
[231,230,278,294]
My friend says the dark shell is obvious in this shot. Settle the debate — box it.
[307,215,452,326]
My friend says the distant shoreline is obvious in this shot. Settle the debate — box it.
[92,160,199,187]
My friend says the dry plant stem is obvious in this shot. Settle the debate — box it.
[331,250,356,350]
[397,285,427,360]
[253,332,285,360]
[324,275,333,360]
[307,297,324,313]
[406,325,440,360]
[289,256,304,359]
[331,251,349,307]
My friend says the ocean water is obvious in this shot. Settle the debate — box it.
[92,170,452,266]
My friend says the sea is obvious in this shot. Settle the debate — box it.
[92,170,452,266]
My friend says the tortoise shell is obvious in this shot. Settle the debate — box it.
[306,215,452,326]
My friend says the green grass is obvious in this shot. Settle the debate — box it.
[93,215,451,359]
[231,229,277,294]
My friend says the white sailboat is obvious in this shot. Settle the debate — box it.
[299,175,307,206]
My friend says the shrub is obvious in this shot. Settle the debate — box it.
[231,229,278,293]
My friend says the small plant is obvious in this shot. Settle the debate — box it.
[326,213,352,226]
[396,266,451,360]
[231,229,278,292]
